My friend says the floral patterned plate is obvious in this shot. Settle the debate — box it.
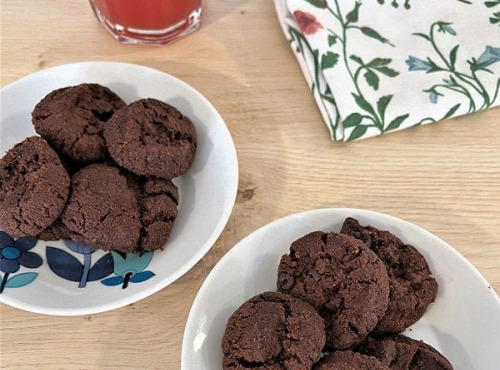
[182,209,500,370]
[0,62,238,315]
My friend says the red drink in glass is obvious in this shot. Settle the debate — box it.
[89,0,203,45]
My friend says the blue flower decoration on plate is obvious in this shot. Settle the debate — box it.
[46,240,114,288]
[101,251,155,289]
[46,240,155,289]
[0,231,42,293]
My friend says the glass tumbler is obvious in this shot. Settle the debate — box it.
[89,0,203,45]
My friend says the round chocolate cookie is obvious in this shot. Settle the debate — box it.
[341,217,438,334]
[32,83,126,163]
[0,136,70,237]
[61,164,141,252]
[126,174,179,252]
[103,98,197,179]
[277,232,390,350]
[359,335,454,370]
[314,351,390,370]
[222,291,325,370]
[278,231,389,350]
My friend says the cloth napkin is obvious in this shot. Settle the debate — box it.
[274,0,500,141]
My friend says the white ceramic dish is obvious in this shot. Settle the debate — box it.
[0,62,238,316]
[182,208,500,370]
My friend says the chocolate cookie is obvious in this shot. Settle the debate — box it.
[32,83,126,163]
[126,174,179,252]
[0,136,70,237]
[103,98,197,179]
[341,217,438,334]
[222,291,325,370]
[61,164,141,252]
[314,351,390,370]
[359,335,454,370]
[277,232,390,350]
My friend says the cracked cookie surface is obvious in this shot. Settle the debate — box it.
[126,173,179,252]
[314,351,390,370]
[32,83,126,163]
[0,136,70,237]
[359,334,454,370]
[221,291,325,370]
[61,163,140,252]
[341,217,438,334]
[37,217,71,241]
[277,232,390,350]
[103,98,197,179]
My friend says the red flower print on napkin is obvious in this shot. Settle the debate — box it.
[293,10,323,35]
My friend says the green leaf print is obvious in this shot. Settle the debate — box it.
[328,35,337,46]
[413,33,431,41]
[442,103,462,120]
[343,113,363,128]
[449,45,459,69]
[360,27,395,47]
[376,95,393,121]
[321,51,340,69]
[364,70,380,90]
[321,94,336,105]
[352,93,376,115]
[485,1,500,7]
[347,125,368,141]
[385,114,409,132]
[374,66,399,77]
[367,58,392,68]
[490,12,500,25]
[350,55,364,65]
[346,1,361,23]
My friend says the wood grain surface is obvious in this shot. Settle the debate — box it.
[1,0,499,369]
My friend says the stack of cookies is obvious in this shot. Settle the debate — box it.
[0,83,197,254]
[221,217,454,370]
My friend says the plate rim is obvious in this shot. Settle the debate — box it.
[0,61,239,316]
[181,207,500,369]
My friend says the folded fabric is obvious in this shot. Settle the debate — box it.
[274,0,500,141]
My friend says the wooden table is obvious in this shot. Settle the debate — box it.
[1,0,499,368]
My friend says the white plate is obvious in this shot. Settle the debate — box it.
[0,62,238,316]
[182,208,500,370]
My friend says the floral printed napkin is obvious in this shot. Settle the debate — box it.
[274,0,500,141]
